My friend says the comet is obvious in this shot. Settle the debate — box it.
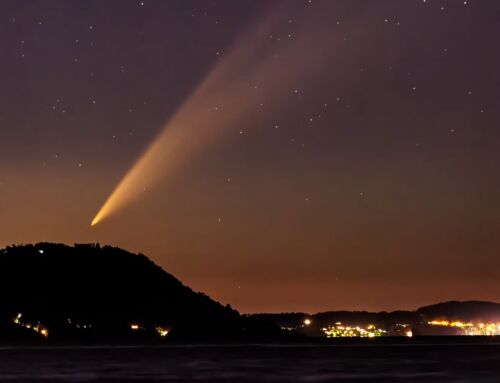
[90,3,350,226]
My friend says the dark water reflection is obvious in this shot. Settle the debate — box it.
[0,340,499,382]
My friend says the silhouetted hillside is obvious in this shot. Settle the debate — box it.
[417,301,500,322]
[0,243,281,343]
[252,302,500,337]
[0,243,497,342]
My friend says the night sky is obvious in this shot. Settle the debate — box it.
[1,0,499,313]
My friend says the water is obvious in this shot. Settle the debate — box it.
[0,340,499,382]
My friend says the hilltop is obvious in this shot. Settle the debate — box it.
[0,243,497,342]
[0,243,280,343]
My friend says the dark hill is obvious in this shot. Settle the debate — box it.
[417,301,500,322]
[252,302,500,337]
[0,243,280,342]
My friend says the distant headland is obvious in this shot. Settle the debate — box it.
[0,243,498,343]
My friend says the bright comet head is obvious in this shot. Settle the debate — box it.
[89,4,339,227]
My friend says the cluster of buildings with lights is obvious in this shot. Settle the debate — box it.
[284,318,414,338]
[321,323,388,338]
[12,310,500,341]
[12,313,170,341]
[427,320,500,336]
[316,319,500,338]
[286,316,500,338]
[315,319,500,338]
[129,323,169,337]
[13,313,49,338]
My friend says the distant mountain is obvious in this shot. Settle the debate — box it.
[417,301,500,322]
[252,301,500,337]
[0,243,281,343]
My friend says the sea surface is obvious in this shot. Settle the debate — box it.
[0,339,499,382]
